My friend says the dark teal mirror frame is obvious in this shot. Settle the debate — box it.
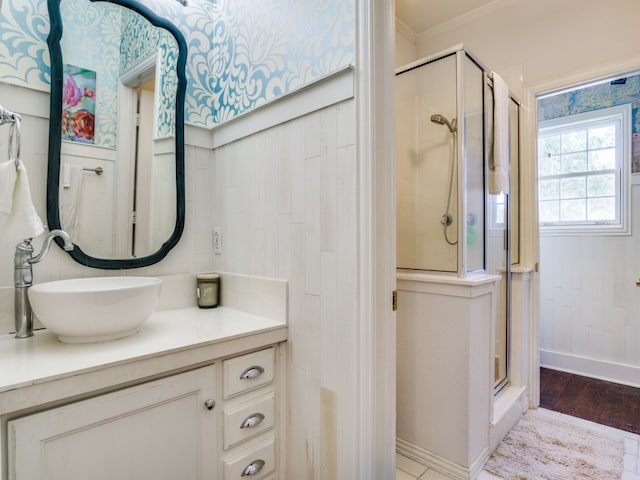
[46,0,187,269]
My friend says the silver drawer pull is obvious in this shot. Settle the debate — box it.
[240,365,264,380]
[241,459,265,477]
[204,399,215,411]
[240,412,265,429]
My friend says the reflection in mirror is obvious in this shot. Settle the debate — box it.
[47,0,186,269]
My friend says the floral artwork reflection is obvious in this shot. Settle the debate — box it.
[62,64,96,144]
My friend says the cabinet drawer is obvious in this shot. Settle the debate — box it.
[224,393,274,449]
[224,348,274,398]
[224,436,275,480]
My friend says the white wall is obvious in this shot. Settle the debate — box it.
[410,0,640,385]
[395,24,417,69]
[211,99,359,477]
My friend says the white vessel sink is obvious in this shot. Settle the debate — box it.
[28,276,162,343]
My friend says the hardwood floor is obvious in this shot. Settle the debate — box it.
[540,367,640,435]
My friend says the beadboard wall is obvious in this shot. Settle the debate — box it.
[539,186,640,387]
[210,97,358,478]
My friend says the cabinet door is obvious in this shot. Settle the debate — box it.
[8,365,217,480]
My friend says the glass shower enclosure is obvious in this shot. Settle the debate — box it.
[396,46,520,393]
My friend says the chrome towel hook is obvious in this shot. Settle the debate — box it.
[9,115,21,168]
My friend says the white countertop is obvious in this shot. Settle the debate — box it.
[0,306,287,396]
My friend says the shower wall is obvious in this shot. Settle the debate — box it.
[396,54,458,272]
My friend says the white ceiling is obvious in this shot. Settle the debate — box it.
[395,0,497,35]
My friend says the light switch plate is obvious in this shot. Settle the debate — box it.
[213,227,222,254]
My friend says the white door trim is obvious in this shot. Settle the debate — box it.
[356,0,397,477]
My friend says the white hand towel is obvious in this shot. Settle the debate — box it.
[3,160,45,241]
[59,164,83,238]
[490,71,510,195]
[0,159,18,214]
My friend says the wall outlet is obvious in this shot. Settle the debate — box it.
[213,227,222,254]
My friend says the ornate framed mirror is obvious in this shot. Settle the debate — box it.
[46,0,187,268]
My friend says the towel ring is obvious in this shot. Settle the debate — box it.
[8,115,21,168]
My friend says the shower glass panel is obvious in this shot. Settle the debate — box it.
[396,49,490,274]
[463,55,485,273]
[396,54,458,272]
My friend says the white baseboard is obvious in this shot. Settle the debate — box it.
[396,438,489,480]
[540,349,640,388]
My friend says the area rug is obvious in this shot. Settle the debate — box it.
[484,409,624,480]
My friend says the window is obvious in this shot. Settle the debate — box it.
[489,192,505,229]
[537,104,630,235]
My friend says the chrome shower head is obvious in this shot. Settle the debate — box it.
[430,114,457,133]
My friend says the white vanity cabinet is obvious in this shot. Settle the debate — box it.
[6,346,283,480]
[0,306,287,480]
[8,365,218,480]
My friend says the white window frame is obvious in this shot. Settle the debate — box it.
[538,104,631,236]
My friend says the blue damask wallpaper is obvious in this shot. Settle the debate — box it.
[0,0,355,129]
[120,9,177,138]
[539,74,640,172]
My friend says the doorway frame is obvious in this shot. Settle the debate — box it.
[523,54,640,408]
[357,0,397,478]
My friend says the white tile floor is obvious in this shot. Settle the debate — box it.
[396,408,640,480]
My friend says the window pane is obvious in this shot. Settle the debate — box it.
[588,148,615,171]
[560,199,586,221]
[587,173,616,197]
[562,152,587,173]
[539,200,559,222]
[539,135,561,156]
[538,153,562,176]
[495,204,505,225]
[587,197,615,221]
[562,130,587,153]
[561,176,586,199]
[588,125,615,149]
[539,179,559,200]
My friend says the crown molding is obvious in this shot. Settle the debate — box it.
[416,0,512,44]
[395,17,417,44]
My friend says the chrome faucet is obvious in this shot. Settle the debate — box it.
[14,229,74,338]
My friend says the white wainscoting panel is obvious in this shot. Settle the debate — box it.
[539,185,640,386]
[211,98,357,478]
